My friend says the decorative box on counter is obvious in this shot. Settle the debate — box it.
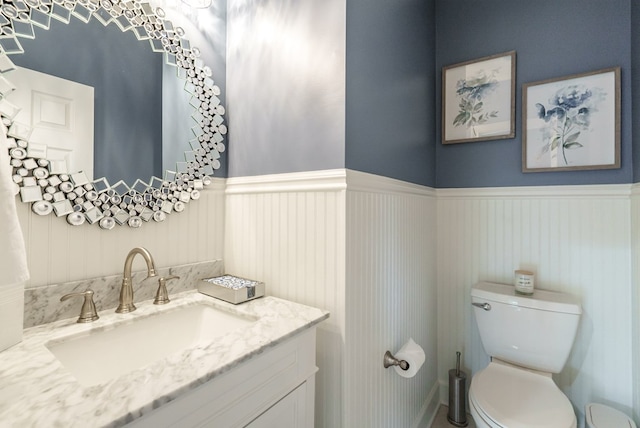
[198,275,265,304]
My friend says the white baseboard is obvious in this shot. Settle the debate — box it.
[413,380,441,428]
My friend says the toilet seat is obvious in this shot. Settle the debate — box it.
[469,362,577,428]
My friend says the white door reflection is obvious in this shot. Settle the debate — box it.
[7,66,94,179]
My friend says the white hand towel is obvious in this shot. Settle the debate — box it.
[0,123,29,288]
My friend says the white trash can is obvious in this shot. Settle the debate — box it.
[585,403,637,428]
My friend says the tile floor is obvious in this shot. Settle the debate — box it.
[431,405,476,428]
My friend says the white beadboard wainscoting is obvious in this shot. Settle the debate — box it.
[16,179,226,288]
[437,184,636,425]
[632,183,640,425]
[225,169,439,428]
[225,169,348,428]
[344,172,438,428]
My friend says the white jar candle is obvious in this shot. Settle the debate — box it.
[514,270,535,295]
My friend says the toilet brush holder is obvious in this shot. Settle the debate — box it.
[447,351,468,427]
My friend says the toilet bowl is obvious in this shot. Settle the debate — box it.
[469,361,576,428]
[470,282,582,428]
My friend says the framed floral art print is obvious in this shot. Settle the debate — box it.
[442,51,516,144]
[522,67,620,172]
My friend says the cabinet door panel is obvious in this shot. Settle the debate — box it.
[245,382,308,428]
[125,328,317,428]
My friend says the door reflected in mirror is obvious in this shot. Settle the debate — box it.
[9,17,167,185]
[8,66,95,179]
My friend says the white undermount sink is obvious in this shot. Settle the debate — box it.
[46,304,255,386]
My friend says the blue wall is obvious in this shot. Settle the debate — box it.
[18,1,632,187]
[633,1,640,183]
[230,0,632,188]
[226,0,345,178]
[226,0,435,184]
[346,0,436,187]
[435,0,632,188]
[13,18,163,186]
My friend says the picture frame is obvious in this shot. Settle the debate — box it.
[442,50,516,144]
[522,67,620,172]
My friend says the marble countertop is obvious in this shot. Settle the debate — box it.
[0,291,329,427]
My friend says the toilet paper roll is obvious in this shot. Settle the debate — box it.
[393,338,426,378]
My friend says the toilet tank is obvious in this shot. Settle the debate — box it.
[471,281,582,373]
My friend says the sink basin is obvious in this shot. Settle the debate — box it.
[46,304,255,386]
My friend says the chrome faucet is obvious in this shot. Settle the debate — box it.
[116,247,157,313]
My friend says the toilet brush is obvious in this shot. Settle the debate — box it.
[447,351,468,427]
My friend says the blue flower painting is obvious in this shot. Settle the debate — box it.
[534,84,607,165]
[443,51,514,144]
[452,69,500,129]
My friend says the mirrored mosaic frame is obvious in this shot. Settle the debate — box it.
[0,0,226,229]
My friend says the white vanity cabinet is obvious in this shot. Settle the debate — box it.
[127,327,318,428]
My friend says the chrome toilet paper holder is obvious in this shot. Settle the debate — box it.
[383,350,410,371]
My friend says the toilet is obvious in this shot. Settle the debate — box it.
[469,281,582,428]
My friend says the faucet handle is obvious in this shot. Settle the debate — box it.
[60,289,100,323]
[154,275,180,305]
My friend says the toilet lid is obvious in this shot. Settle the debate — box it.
[469,362,576,428]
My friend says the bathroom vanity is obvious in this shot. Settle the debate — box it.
[0,291,328,427]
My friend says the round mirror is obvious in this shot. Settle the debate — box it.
[1,0,226,229]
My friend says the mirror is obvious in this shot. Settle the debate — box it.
[0,0,226,229]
